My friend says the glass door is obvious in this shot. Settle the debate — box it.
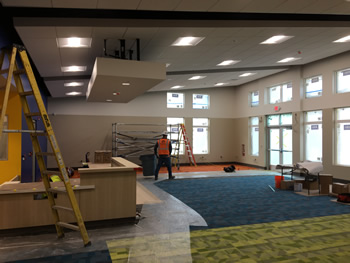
[267,113,293,169]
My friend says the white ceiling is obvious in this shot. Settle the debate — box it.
[2,0,350,102]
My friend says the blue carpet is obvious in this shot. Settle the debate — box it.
[155,176,350,229]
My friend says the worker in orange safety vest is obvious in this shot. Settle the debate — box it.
[154,131,174,181]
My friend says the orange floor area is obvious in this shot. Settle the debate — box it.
[137,163,259,175]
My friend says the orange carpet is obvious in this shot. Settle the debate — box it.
[137,164,259,175]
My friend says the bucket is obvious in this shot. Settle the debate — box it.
[275,176,284,189]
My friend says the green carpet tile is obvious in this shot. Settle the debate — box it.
[106,214,350,262]
[190,213,350,262]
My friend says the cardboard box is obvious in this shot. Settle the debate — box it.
[94,150,112,163]
[332,183,349,194]
[319,174,333,194]
[281,180,295,190]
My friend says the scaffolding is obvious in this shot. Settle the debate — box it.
[112,123,181,166]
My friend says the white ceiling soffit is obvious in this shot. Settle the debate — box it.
[3,1,350,101]
[87,57,166,103]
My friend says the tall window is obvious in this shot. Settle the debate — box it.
[336,68,350,94]
[268,82,292,104]
[167,118,184,155]
[192,94,210,109]
[250,117,259,156]
[305,110,322,162]
[305,75,322,98]
[167,92,184,108]
[335,107,350,166]
[0,115,8,160]
[250,91,259,107]
[193,118,209,154]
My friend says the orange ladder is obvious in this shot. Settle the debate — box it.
[180,123,197,166]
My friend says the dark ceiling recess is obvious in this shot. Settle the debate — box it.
[0,4,50,97]
[104,39,141,61]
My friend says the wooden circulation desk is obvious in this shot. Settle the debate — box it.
[0,157,139,230]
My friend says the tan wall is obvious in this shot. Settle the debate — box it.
[49,115,236,168]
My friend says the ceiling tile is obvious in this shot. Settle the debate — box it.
[1,0,52,7]
[52,0,98,9]
[22,38,62,77]
[137,0,182,11]
[296,0,343,14]
[92,27,127,38]
[15,26,56,39]
[175,0,219,11]
[55,27,93,38]
[59,48,91,67]
[209,0,255,12]
[97,0,141,9]
[241,0,290,13]
[271,0,318,13]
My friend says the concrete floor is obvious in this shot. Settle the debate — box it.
[0,170,280,262]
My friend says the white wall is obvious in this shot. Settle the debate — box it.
[48,86,236,118]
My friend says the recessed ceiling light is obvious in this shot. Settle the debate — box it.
[106,99,112,102]
[57,37,92,48]
[214,83,227,86]
[334,35,350,43]
[61,66,87,72]
[217,60,240,66]
[122,82,130,86]
[64,82,84,87]
[171,37,205,46]
[189,76,206,80]
[66,91,82,96]
[239,73,255,77]
[260,35,294,44]
[171,85,184,89]
[277,57,301,63]
[166,63,171,67]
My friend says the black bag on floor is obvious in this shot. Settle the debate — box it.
[224,165,236,173]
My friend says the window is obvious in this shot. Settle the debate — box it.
[167,92,184,108]
[305,75,322,98]
[304,111,322,162]
[267,113,292,126]
[268,82,292,104]
[250,117,259,156]
[193,118,209,154]
[167,117,184,155]
[192,94,210,109]
[335,107,350,166]
[250,91,259,107]
[0,115,8,161]
[336,68,350,94]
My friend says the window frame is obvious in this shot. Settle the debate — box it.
[250,90,259,107]
[192,94,210,109]
[167,92,185,109]
[268,82,293,104]
[304,75,323,99]
[304,110,323,162]
[335,67,350,94]
[192,118,209,155]
[249,117,259,156]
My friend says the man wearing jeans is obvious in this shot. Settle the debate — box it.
[154,131,174,181]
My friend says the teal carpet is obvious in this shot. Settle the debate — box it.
[155,176,350,229]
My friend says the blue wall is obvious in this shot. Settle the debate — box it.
[0,4,48,182]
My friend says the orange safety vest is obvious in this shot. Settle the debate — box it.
[157,139,170,156]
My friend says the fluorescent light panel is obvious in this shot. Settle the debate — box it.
[189,76,206,80]
[61,66,86,72]
[239,73,255,77]
[57,37,92,48]
[214,83,227,86]
[217,60,240,66]
[334,35,350,43]
[66,91,82,96]
[277,57,301,63]
[171,85,184,89]
[261,35,294,44]
[171,37,205,46]
[64,82,84,87]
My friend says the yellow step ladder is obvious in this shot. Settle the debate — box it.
[0,45,91,247]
